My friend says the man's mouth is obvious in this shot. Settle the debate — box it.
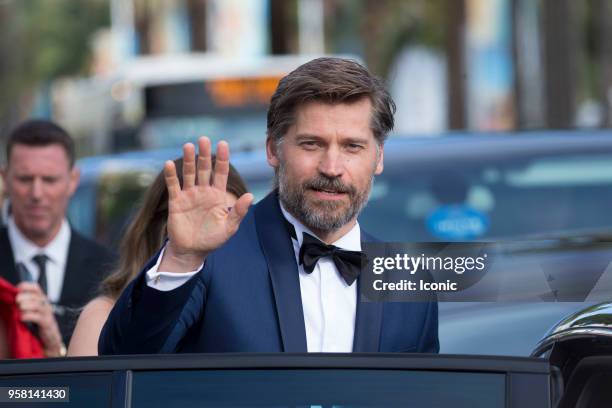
[313,187,344,194]
[25,206,48,216]
[309,187,347,199]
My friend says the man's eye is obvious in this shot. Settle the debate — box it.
[300,141,318,148]
[346,144,364,152]
[42,177,59,183]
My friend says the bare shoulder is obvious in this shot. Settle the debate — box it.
[67,296,116,357]
[81,296,115,317]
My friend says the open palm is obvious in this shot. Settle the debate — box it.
[164,137,253,266]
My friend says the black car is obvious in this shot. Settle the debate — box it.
[2,306,612,408]
[0,353,550,408]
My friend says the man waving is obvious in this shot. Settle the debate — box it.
[99,57,438,354]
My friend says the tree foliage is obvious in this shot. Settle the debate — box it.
[0,0,109,127]
[326,0,447,76]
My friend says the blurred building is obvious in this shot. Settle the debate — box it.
[3,0,612,161]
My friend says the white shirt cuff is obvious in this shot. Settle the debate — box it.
[145,245,203,291]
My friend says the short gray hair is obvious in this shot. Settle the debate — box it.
[267,57,396,146]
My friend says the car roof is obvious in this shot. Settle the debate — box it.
[0,353,549,375]
[383,130,612,162]
[532,301,612,356]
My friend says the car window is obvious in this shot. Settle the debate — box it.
[0,372,112,407]
[68,183,97,239]
[69,170,156,248]
[360,153,612,241]
[132,369,505,407]
[142,114,267,150]
[95,171,156,246]
[69,149,612,247]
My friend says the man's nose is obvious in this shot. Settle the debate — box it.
[30,178,43,200]
[318,147,344,178]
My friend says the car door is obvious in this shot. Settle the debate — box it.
[0,354,551,408]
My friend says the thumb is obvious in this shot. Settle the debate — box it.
[228,193,254,229]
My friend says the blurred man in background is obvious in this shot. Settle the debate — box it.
[0,120,114,357]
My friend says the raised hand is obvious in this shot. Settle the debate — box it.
[160,137,253,272]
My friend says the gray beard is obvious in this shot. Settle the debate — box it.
[276,162,372,233]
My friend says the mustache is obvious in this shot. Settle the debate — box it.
[303,176,356,195]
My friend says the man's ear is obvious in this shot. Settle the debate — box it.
[374,144,384,175]
[67,166,80,197]
[266,136,280,168]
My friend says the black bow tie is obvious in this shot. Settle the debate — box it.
[298,232,365,286]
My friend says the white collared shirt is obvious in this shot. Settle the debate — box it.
[7,216,71,303]
[280,204,359,353]
[146,200,360,352]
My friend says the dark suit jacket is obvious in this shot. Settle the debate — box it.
[99,191,439,354]
[0,226,115,344]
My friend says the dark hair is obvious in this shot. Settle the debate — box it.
[100,156,248,300]
[267,57,396,145]
[6,120,75,167]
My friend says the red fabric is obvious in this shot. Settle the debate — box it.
[0,277,44,359]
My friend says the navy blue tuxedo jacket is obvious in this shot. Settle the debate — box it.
[99,191,439,354]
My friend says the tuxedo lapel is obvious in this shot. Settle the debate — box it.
[254,191,307,352]
[352,230,383,352]
[0,227,19,286]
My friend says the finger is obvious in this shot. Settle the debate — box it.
[19,304,43,314]
[182,143,196,190]
[213,141,230,190]
[164,161,180,200]
[17,282,43,295]
[17,292,46,305]
[17,298,50,312]
[21,311,42,324]
[16,292,36,304]
[16,291,50,306]
[197,136,212,186]
[227,193,254,231]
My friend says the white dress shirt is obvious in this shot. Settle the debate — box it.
[7,216,71,303]
[146,200,360,352]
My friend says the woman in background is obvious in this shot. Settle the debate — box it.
[67,156,248,356]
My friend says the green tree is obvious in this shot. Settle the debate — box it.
[326,0,447,77]
[0,0,109,142]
